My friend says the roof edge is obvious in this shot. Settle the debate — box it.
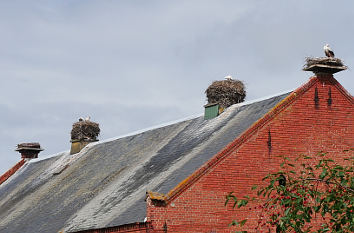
[155,75,351,204]
[328,76,354,104]
[147,191,167,201]
[68,221,152,233]
[0,159,26,186]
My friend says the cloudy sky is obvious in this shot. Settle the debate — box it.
[0,0,353,174]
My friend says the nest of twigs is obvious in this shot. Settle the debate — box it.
[71,121,100,141]
[304,57,345,68]
[205,79,246,108]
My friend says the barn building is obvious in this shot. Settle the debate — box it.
[0,60,353,233]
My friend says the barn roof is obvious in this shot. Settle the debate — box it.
[0,92,290,233]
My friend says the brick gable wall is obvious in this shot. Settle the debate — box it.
[146,75,353,233]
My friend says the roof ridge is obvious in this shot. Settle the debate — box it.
[13,89,293,175]
[66,90,293,152]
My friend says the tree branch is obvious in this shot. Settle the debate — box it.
[302,178,354,193]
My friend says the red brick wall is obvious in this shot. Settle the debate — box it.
[147,76,354,233]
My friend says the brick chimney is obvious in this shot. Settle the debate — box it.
[15,143,43,159]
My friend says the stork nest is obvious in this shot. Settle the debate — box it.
[205,79,246,108]
[304,57,345,68]
[71,121,100,141]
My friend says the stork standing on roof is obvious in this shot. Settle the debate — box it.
[324,44,335,58]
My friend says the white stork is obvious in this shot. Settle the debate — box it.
[224,75,233,80]
[324,44,335,58]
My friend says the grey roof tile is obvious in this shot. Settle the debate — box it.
[0,92,290,233]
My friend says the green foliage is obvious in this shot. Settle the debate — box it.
[225,151,354,233]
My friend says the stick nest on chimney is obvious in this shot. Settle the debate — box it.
[304,57,345,68]
[71,121,100,141]
[205,79,246,109]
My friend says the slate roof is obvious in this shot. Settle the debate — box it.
[0,92,290,233]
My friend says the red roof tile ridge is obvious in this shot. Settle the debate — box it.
[328,77,354,104]
[0,159,26,186]
[70,221,152,233]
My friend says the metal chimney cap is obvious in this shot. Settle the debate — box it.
[15,142,44,152]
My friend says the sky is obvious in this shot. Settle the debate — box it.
[0,0,353,174]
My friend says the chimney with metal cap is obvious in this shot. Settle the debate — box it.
[16,142,43,159]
